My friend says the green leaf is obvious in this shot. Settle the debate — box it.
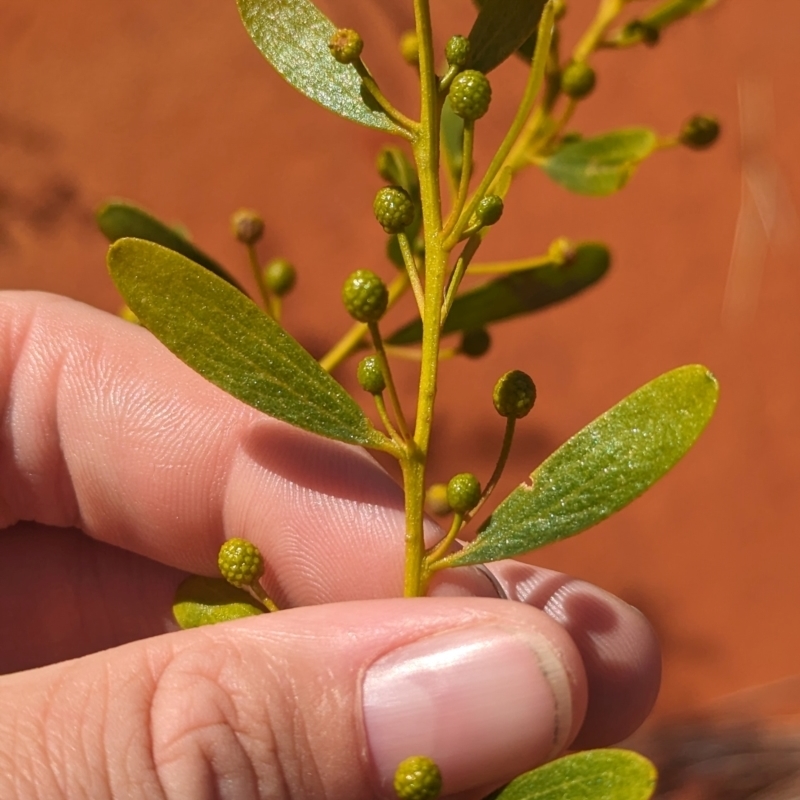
[541,129,658,196]
[387,243,609,346]
[445,365,719,568]
[644,0,717,30]
[97,200,245,293]
[469,0,548,73]
[173,576,266,629]
[236,0,403,134]
[108,238,385,449]
[487,749,656,800]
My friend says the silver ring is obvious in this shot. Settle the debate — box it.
[476,564,508,599]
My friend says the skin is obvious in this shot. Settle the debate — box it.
[0,292,660,799]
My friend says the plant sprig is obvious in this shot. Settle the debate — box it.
[100,0,724,793]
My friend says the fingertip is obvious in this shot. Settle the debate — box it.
[489,562,662,747]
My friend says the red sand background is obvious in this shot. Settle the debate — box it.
[2,0,798,718]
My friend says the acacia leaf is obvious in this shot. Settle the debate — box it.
[108,238,385,449]
[486,749,656,800]
[173,576,266,629]
[387,243,609,345]
[236,0,403,134]
[444,365,719,568]
[541,129,658,196]
[469,0,548,73]
[97,200,245,292]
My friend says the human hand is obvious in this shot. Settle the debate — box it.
[0,292,660,799]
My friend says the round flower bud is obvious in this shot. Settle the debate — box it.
[328,28,364,64]
[342,269,389,323]
[393,755,443,800]
[263,258,296,297]
[547,236,576,264]
[374,186,415,234]
[493,370,537,419]
[679,115,720,150]
[448,69,492,121]
[218,537,265,589]
[445,35,471,69]
[459,328,491,358]
[425,483,451,516]
[399,30,420,65]
[475,194,504,227]
[446,473,482,514]
[231,209,264,246]
[356,355,386,395]
[560,61,596,100]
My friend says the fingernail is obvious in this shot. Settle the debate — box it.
[362,625,572,796]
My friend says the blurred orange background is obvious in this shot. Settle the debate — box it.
[2,0,798,719]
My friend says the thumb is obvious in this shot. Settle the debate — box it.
[0,598,586,800]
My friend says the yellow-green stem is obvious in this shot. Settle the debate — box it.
[424,512,464,570]
[401,0,445,598]
[397,232,425,315]
[247,245,273,315]
[354,60,419,137]
[368,322,411,443]
[467,252,554,274]
[250,582,280,614]
[443,121,474,237]
[465,417,516,524]
[573,0,626,61]
[444,1,556,249]
[442,234,482,322]
[374,393,403,446]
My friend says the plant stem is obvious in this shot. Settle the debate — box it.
[467,252,554,274]
[443,121,474,237]
[319,273,409,372]
[442,234,482,322]
[368,322,411,443]
[443,1,556,249]
[250,582,280,613]
[424,512,464,570]
[401,0,445,598]
[397,232,425,315]
[247,245,274,316]
[354,60,419,137]
[384,344,458,361]
[464,417,516,524]
[374,393,403,445]
[573,0,626,62]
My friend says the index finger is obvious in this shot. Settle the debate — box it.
[1,291,474,606]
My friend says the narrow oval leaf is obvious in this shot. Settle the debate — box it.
[488,749,656,800]
[469,0,548,73]
[541,129,658,196]
[173,576,266,629]
[236,0,403,134]
[97,200,245,292]
[445,365,719,567]
[108,238,385,449]
[387,243,609,346]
